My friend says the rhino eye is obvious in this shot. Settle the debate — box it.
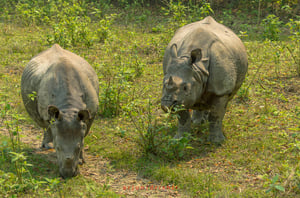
[56,146,61,152]
[183,86,187,91]
[182,83,188,91]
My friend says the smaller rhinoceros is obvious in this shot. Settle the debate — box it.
[21,44,99,178]
[161,16,248,143]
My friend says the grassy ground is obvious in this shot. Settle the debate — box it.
[0,3,299,197]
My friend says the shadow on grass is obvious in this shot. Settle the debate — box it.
[0,146,59,180]
[23,147,59,179]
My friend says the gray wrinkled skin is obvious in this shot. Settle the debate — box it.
[161,16,248,143]
[21,44,99,178]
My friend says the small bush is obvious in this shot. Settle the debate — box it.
[162,0,188,31]
[96,14,116,43]
[286,18,300,76]
[46,1,93,48]
[98,78,130,118]
[129,100,193,160]
[162,0,214,32]
[262,14,282,41]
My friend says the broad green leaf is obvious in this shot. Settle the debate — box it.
[274,185,285,192]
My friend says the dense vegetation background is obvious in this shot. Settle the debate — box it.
[0,0,299,197]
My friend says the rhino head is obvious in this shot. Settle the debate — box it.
[161,44,209,112]
[48,105,90,178]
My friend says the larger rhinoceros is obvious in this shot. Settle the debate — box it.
[161,16,248,143]
[21,44,99,178]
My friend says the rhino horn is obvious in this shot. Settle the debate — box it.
[168,76,174,86]
[77,110,90,122]
[171,44,178,58]
[48,105,62,121]
[190,48,202,64]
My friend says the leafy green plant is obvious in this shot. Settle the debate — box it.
[98,55,138,118]
[129,100,193,160]
[267,41,285,77]
[3,104,22,151]
[261,14,282,41]
[161,0,214,34]
[236,83,250,102]
[286,18,300,76]
[45,177,61,191]
[187,1,214,22]
[0,103,47,194]
[164,133,194,159]
[9,151,33,185]
[266,174,285,194]
[46,1,93,48]
[162,0,188,31]
[98,78,127,118]
[97,33,147,118]
[0,101,11,122]
[15,2,43,26]
[96,14,116,43]
[47,15,92,48]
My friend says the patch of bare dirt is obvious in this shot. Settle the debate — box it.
[2,124,182,197]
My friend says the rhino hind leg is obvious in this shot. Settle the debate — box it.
[79,139,85,165]
[192,110,209,125]
[79,149,85,165]
[41,128,53,149]
[208,95,229,143]
[176,110,192,138]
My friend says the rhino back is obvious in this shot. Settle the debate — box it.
[21,44,99,128]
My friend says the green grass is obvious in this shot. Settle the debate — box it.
[0,1,299,197]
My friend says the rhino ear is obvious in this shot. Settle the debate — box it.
[170,44,178,58]
[77,110,90,122]
[190,48,209,78]
[48,105,62,121]
[190,48,202,64]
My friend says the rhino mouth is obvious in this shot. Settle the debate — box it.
[161,100,178,112]
[60,166,79,178]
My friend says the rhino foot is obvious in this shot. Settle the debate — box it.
[79,156,85,165]
[41,142,53,149]
[174,133,182,139]
[208,133,226,144]
[175,126,191,139]
[79,149,85,165]
[41,129,53,149]
[79,159,85,165]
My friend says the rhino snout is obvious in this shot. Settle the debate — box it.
[60,164,79,178]
[60,166,79,178]
[59,156,79,178]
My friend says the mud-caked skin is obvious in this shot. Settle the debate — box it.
[21,44,99,178]
[161,16,248,143]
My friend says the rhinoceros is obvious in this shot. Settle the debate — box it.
[21,44,99,178]
[161,16,248,143]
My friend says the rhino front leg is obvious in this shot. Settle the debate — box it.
[208,95,229,143]
[41,128,53,149]
[192,110,209,125]
[175,110,192,138]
